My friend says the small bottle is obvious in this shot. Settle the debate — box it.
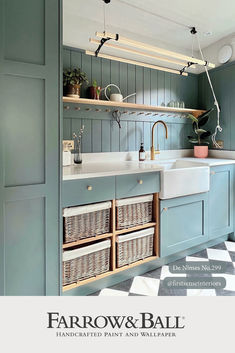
[139,143,145,162]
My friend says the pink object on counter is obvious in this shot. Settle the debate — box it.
[194,146,209,158]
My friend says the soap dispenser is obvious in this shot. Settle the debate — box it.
[139,143,146,162]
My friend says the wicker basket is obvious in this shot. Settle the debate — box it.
[116,227,154,268]
[63,201,111,243]
[63,239,111,285]
[116,195,153,230]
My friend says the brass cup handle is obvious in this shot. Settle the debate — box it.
[87,186,93,191]
[138,180,143,185]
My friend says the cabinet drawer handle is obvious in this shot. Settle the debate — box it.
[211,171,215,175]
[138,179,143,185]
[87,186,93,191]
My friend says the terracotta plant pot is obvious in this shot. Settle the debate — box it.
[66,84,81,98]
[194,145,208,158]
[89,86,101,100]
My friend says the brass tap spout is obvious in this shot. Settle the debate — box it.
[151,120,168,160]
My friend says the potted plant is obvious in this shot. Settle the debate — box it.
[63,68,89,98]
[89,80,102,100]
[187,108,214,158]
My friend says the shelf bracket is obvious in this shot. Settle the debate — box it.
[180,61,197,75]
[95,34,119,57]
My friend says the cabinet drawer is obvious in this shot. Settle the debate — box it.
[116,172,160,199]
[62,176,115,207]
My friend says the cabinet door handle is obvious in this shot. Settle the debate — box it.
[138,179,143,185]
[87,186,93,191]
[210,171,215,175]
[163,207,168,211]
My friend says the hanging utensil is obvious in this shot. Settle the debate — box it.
[112,109,122,128]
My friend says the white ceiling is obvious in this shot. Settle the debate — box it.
[63,0,235,70]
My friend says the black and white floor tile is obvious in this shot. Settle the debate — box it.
[90,241,235,296]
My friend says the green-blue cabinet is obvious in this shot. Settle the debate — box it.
[0,0,61,295]
[160,193,209,257]
[208,165,233,239]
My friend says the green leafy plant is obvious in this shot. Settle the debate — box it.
[187,108,214,146]
[92,80,101,97]
[63,68,89,87]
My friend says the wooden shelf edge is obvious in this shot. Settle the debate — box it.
[63,97,205,116]
[62,256,158,292]
[116,222,156,235]
[63,233,113,249]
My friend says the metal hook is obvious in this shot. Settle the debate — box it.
[105,109,111,113]
[95,108,102,112]
[64,105,70,110]
[85,108,92,111]
[74,107,80,111]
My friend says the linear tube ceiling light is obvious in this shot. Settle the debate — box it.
[89,38,196,69]
[85,50,188,76]
[95,31,215,70]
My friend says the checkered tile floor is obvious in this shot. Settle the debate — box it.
[90,241,235,296]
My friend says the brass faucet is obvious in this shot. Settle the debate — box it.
[151,120,168,160]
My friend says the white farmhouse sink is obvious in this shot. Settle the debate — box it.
[146,159,210,199]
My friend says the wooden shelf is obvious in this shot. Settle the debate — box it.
[63,97,205,117]
[63,233,113,249]
[63,256,158,292]
[116,222,156,235]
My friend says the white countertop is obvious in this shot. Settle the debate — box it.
[63,157,235,181]
[63,161,165,180]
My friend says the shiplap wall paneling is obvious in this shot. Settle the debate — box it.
[63,47,199,152]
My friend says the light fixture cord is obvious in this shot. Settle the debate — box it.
[196,33,222,149]
[191,32,194,58]
[103,1,106,33]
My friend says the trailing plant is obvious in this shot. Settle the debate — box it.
[187,108,214,146]
[63,68,89,87]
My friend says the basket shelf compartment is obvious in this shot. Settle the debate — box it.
[116,194,153,230]
[63,201,112,243]
[116,227,154,268]
[63,256,158,291]
[62,192,159,291]
[63,239,111,285]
